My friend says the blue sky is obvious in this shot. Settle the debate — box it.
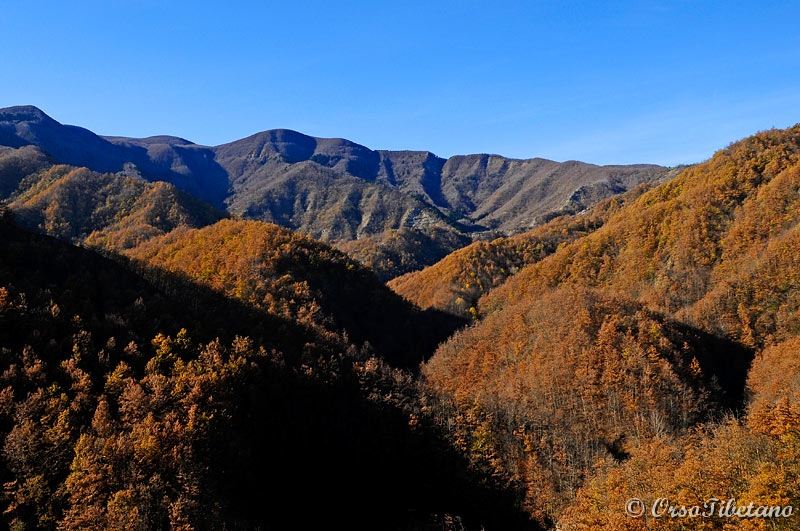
[3,1,799,166]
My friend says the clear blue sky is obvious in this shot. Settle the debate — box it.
[3,1,799,166]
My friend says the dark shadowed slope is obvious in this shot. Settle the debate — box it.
[0,212,535,530]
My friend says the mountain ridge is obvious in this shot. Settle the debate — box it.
[1,105,671,222]
[0,105,673,278]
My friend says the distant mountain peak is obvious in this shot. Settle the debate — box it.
[0,105,56,125]
[233,128,317,146]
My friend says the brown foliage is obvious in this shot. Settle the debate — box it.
[479,127,800,337]
[421,287,717,524]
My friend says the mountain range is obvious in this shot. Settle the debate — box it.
[0,105,672,277]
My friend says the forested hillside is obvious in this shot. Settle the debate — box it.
[125,218,465,369]
[416,125,800,529]
[388,183,654,317]
[3,105,800,530]
[0,209,528,530]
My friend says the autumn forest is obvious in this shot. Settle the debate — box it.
[2,106,800,529]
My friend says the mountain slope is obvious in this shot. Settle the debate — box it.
[336,226,473,282]
[126,218,465,369]
[0,146,226,250]
[215,128,673,236]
